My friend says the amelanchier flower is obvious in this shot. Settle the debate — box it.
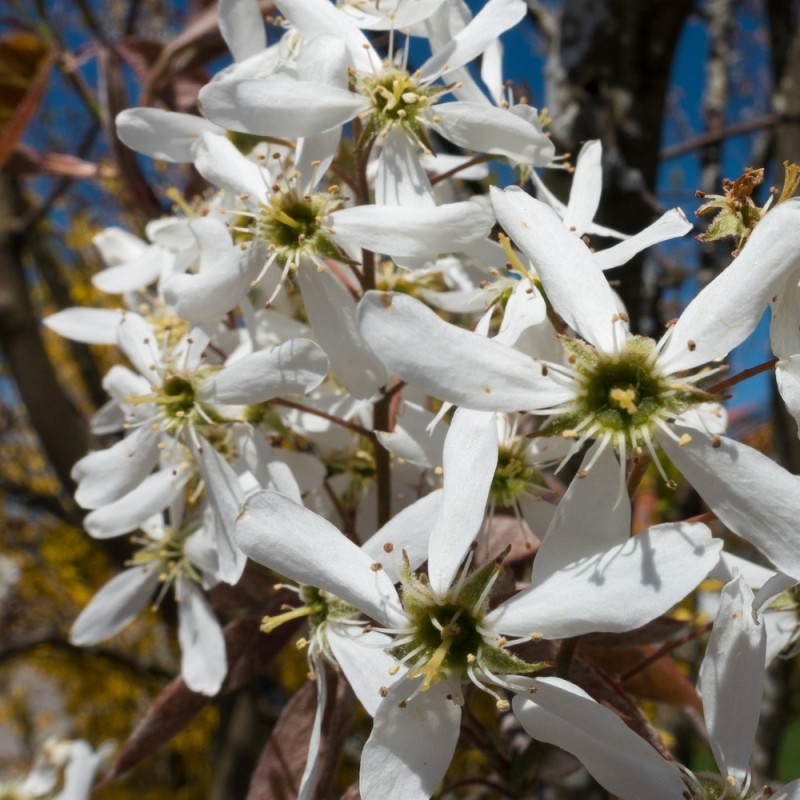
[513,573,790,800]
[71,510,227,696]
[359,191,800,581]
[236,408,721,800]
[71,311,329,581]
[198,0,554,187]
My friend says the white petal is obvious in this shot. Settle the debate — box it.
[199,78,368,138]
[194,132,270,198]
[71,565,160,645]
[486,522,721,637]
[419,0,525,79]
[327,626,400,716]
[297,660,326,800]
[658,197,800,374]
[512,677,686,800]
[72,425,160,509]
[236,491,402,627]
[360,678,462,800]
[593,207,692,270]
[192,437,247,584]
[43,307,122,345]
[332,200,493,259]
[218,0,266,62]
[375,401,446,469]
[116,108,221,161]
[84,468,187,538]
[358,291,575,411]
[116,313,161,384]
[276,0,373,71]
[199,339,328,404]
[531,445,629,583]
[661,428,800,581]
[496,278,547,345]
[429,409,497,596]
[491,186,622,352]
[177,579,227,695]
[773,780,800,800]
[770,273,800,358]
[776,356,800,428]
[93,226,146,265]
[432,102,555,166]
[297,267,387,399]
[161,218,258,323]
[362,490,443,582]
[92,243,173,294]
[698,574,765,786]
[563,140,603,235]
[376,128,435,207]
[343,0,447,30]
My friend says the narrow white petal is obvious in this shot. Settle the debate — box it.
[770,273,800,358]
[496,278,547,345]
[72,426,160,509]
[776,356,800,427]
[71,565,160,645]
[512,677,686,800]
[297,660,326,800]
[199,339,328,404]
[773,780,800,800]
[360,678,462,800]
[236,491,403,627]
[194,132,270,198]
[358,291,575,411]
[376,128,435,207]
[43,307,122,345]
[116,108,221,161]
[276,0,373,71]
[491,186,622,352]
[658,197,800,374]
[178,579,227,695]
[486,522,721,637]
[531,445,629,583]
[563,140,603,235]
[327,627,400,717]
[375,401,446,469]
[297,267,387,400]
[92,244,173,294]
[218,0,266,62]
[428,409,497,596]
[84,468,187,538]
[593,208,692,270]
[199,78,368,138]
[332,200,493,259]
[363,490,443,582]
[419,0,525,79]
[698,574,765,786]
[93,225,146,264]
[117,313,161,384]
[192,437,247,585]
[661,428,800,581]
[432,102,555,166]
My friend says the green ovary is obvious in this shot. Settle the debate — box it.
[542,336,708,452]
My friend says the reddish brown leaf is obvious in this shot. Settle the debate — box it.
[108,608,301,780]
[476,513,541,566]
[580,616,689,648]
[0,32,56,168]
[582,644,702,709]
[247,670,354,800]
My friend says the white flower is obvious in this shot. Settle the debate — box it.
[359,191,800,579]
[71,511,227,696]
[512,572,782,800]
[236,415,721,800]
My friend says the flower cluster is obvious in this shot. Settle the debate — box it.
[41,0,800,797]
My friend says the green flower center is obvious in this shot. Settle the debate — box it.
[256,189,344,267]
[541,336,710,453]
[352,67,446,149]
[491,441,542,507]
